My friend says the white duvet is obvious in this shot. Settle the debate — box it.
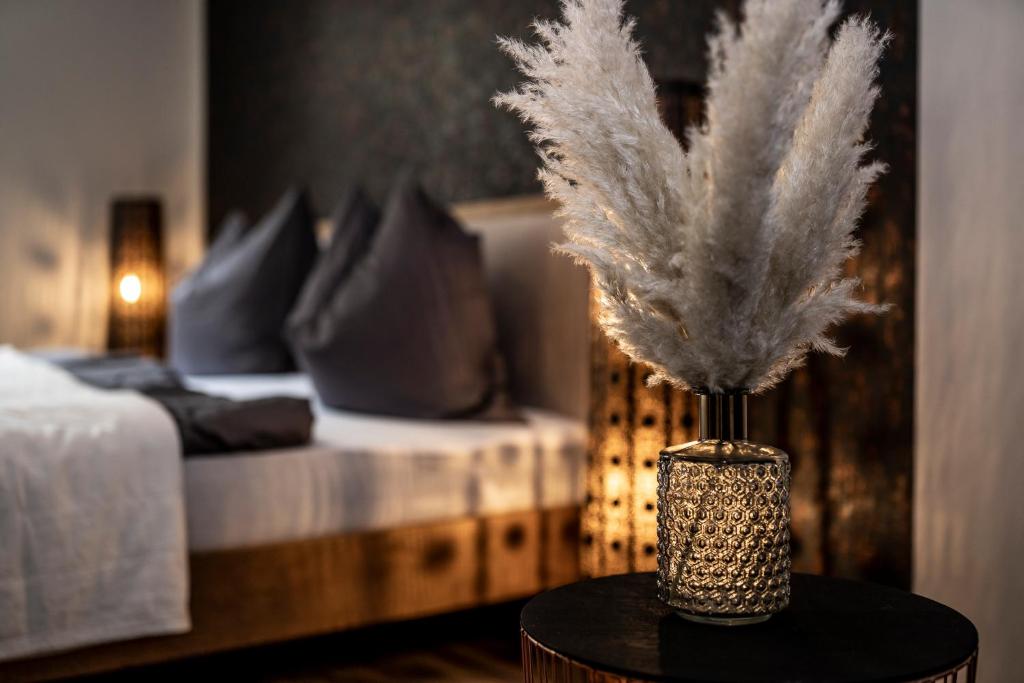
[0,347,189,661]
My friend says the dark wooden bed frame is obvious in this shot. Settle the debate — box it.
[1,506,581,681]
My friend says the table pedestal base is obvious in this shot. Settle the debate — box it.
[522,630,645,683]
[522,629,977,683]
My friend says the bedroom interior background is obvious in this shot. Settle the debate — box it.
[207,0,917,588]
[1,0,1020,677]
[0,0,917,596]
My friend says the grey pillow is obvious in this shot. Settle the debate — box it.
[287,187,379,342]
[200,210,247,268]
[287,181,517,420]
[169,188,317,374]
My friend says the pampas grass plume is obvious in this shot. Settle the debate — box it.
[496,0,890,393]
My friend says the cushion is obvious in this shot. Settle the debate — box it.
[169,188,317,374]
[287,187,379,342]
[287,180,517,419]
[201,210,247,267]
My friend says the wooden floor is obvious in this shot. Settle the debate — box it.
[69,601,525,683]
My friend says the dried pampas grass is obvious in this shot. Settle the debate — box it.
[496,0,890,393]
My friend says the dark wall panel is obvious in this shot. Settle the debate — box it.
[207,0,725,225]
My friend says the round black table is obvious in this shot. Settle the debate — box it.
[520,573,977,683]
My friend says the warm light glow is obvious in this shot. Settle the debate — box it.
[119,273,142,304]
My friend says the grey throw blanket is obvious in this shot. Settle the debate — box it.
[53,355,313,456]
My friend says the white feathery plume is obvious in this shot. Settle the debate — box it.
[495,0,890,393]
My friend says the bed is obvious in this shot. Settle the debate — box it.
[0,196,590,681]
[183,373,584,553]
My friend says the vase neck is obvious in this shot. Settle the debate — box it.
[698,392,748,441]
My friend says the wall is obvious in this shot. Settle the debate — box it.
[0,0,204,350]
[207,0,731,226]
[916,1,1024,680]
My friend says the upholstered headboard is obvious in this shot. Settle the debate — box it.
[452,195,589,420]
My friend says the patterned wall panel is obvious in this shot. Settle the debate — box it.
[750,0,917,587]
[207,0,728,226]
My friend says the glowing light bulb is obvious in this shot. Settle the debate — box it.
[119,273,142,304]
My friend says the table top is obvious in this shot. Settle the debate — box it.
[521,573,977,683]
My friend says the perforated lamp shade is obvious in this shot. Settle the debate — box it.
[107,198,165,357]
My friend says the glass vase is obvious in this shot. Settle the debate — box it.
[657,392,791,625]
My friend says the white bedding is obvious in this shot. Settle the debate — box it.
[183,374,586,551]
[0,348,189,662]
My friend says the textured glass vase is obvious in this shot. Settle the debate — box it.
[657,392,791,625]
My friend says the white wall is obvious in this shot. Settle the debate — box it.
[0,0,203,350]
[916,1,1024,680]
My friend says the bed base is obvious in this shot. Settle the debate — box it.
[0,506,580,682]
